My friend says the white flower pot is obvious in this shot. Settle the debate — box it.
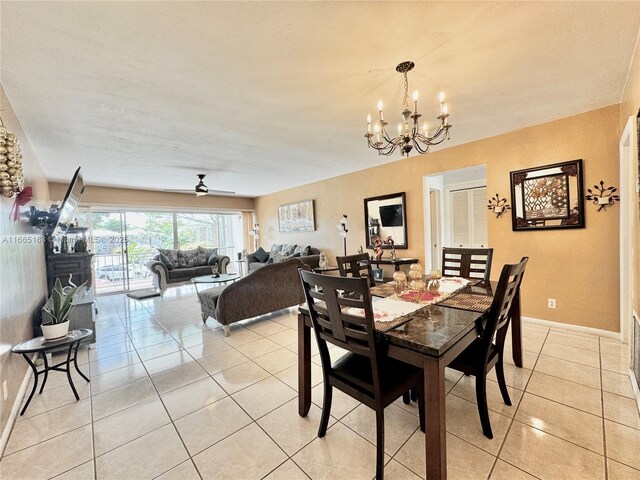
[41,322,70,341]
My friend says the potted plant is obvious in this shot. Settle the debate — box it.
[41,278,84,340]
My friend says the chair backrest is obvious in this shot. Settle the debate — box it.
[442,247,493,282]
[336,252,376,287]
[480,257,528,358]
[299,269,382,398]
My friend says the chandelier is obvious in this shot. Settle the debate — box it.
[365,61,452,157]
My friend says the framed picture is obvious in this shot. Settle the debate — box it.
[510,159,585,231]
[278,199,315,233]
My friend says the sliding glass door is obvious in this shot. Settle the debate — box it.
[88,209,245,295]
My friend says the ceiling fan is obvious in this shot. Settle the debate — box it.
[163,174,235,196]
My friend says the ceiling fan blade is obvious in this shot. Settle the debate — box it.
[162,188,236,195]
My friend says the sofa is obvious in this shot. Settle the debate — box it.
[147,246,230,294]
[246,243,321,273]
[199,258,310,336]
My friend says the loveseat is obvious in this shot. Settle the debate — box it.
[146,246,230,294]
[199,258,309,336]
[246,243,320,273]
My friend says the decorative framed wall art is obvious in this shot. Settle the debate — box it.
[278,199,315,232]
[510,159,585,231]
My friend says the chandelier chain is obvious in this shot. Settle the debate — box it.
[403,72,409,108]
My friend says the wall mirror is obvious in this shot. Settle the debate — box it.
[363,192,408,249]
[510,159,585,231]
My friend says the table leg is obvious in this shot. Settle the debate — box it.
[424,356,447,480]
[20,354,39,416]
[39,352,49,394]
[66,343,80,401]
[73,341,90,383]
[510,289,523,368]
[298,313,311,417]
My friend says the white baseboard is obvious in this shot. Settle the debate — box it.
[0,357,34,458]
[522,316,622,340]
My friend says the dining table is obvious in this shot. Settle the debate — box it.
[297,279,523,480]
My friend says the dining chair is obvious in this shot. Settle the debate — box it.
[299,270,424,480]
[442,247,494,282]
[448,256,528,439]
[336,252,376,287]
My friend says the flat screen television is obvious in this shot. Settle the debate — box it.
[52,167,84,233]
[379,204,403,227]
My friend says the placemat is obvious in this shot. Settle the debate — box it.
[348,298,426,333]
[436,293,493,312]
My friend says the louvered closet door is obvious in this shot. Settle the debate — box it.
[451,190,470,247]
[471,187,488,247]
[449,187,488,248]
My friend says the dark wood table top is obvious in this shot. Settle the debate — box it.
[300,281,495,358]
[381,281,494,357]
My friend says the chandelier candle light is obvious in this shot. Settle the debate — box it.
[365,61,452,157]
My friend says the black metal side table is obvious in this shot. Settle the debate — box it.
[12,329,92,415]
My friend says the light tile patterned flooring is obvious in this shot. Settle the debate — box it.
[2,285,640,479]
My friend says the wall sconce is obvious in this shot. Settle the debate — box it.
[487,193,511,218]
[586,181,619,212]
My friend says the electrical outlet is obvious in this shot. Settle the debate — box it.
[2,380,8,401]
[548,298,557,309]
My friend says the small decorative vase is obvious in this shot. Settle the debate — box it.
[409,263,425,291]
[42,322,69,341]
[392,271,407,294]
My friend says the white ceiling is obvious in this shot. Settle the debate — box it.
[1,2,639,197]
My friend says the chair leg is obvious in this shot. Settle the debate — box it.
[410,387,418,402]
[475,375,493,439]
[375,409,385,480]
[495,360,512,406]
[402,391,410,404]
[417,385,425,433]
[318,383,332,438]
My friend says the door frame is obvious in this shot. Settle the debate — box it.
[619,116,637,343]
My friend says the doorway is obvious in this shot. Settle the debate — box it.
[424,165,487,270]
[619,115,637,343]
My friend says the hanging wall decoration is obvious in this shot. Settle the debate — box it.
[0,122,24,198]
[487,193,510,218]
[585,181,620,212]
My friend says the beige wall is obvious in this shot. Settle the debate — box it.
[620,32,640,319]
[48,183,254,212]
[0,85,50,436]
[256,105,621,332]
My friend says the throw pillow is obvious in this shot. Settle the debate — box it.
[293,245,311,256]
[158,248,179,268]
[197,246,219,266]
[253,246,269,263]
[281,244,296,256]
[177,248,199,268]
[158,252,174,270]
[270,251,295,263]
[291,252,301,258]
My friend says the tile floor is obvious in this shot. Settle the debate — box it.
[1,285,640,479]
